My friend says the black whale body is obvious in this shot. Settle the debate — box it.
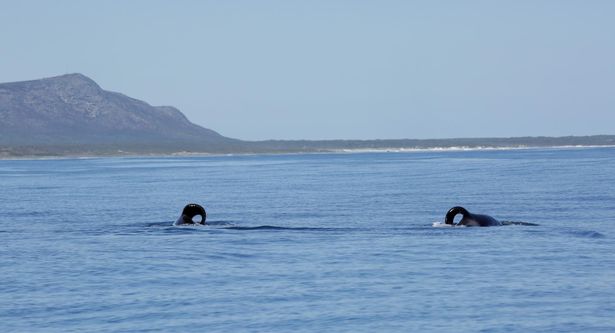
[175,203,207,225]
[445,206,502,227]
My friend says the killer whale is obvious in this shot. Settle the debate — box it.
[174,203,207,226]
[445,206,502,227]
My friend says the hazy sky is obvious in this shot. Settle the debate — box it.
[1,1,614,140]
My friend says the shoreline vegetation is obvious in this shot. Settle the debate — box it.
[1,136,614,159]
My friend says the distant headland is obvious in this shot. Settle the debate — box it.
[1,74,614,158]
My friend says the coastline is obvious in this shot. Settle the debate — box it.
[330,144,615,153]
[2,144,614,161]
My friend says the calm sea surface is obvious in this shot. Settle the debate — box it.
[1,148,614,332]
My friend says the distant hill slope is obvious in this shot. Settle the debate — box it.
[254,135,615,151]
[0,73,245,155]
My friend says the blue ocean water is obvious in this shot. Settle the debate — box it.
[1,148,614,332]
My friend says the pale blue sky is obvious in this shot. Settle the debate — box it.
[1,1,614,140]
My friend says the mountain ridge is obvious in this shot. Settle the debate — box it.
[0,73,233,146]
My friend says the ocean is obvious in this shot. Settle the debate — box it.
[1,147,614,332]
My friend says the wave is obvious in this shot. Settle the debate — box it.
[145,221,362,232]
[501,221,540,226]
[223,226,358,231]
[332,145,615,154]
[432,220,540,227]
[432,221,457,228]
[561,229,606,239]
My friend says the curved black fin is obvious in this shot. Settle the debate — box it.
[175,203,207,225]
[445,206,469,225]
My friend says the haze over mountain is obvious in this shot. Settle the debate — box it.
[1,74,614,157]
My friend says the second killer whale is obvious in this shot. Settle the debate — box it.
[445,206,502,227]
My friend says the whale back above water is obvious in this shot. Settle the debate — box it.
[445,206,502,227]
[175,203,207,225]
